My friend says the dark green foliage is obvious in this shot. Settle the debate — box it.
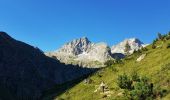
[131,72,140,82]
[117,74,132,90]
[130,82,153,100]
[105,59,123,66]
[104,60,115,66]
[134,49,142,54]
[141,47,148,51]
[152,44,156,49]
[152,40,157,49]
[153,40,157,44]
[167,43,170,49]
[165,36,170,40]
[125,42,131,55]
[168,31,170,36]
[158,33,163,40]
[117,73,165,100]
[114,58,123,64]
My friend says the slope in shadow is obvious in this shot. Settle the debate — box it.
[0,32,98,100]
[41,69,96,100]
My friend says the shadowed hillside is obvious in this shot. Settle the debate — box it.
[0,32,97,100]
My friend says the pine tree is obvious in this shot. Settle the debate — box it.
[124,41,131,55]
[158,33,162,39]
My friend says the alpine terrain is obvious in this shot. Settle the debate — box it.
[46,37,146,68]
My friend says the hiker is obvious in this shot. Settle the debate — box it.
[100,81,106,93]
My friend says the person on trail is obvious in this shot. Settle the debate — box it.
[100,81,105,93]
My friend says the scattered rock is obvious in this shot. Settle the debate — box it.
[117,92,124,96]
[84,78,93,84]
[136,54,146,62]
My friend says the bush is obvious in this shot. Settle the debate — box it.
[141,47,148,51]
[117,74,132,90]
[130,82,153,100]
[104,60,115,66]
[152,44,156,49]
[117,73,165,100]
[158,33,163,40]
[167,43,170,49]
[131,72,140,82]
[166,36,170,40]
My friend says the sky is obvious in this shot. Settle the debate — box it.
[0,0,170,52]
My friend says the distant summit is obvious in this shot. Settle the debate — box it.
[57,37,93,55]
[46,37,113,68]
[111,38,145,54]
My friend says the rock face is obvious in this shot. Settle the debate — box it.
[111,38,145,55]
[0,32,95,100]
[46,38,147,68]
[46,37,113,68]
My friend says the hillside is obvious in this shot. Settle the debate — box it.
[52,33,170,100]
[0,32,96,100]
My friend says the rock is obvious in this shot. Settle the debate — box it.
[111,38,145,55]
[136,54,146,62]
[84,78,93,84]
[117,92,124,96]
[46,37,113,68]
[46,37,147,68]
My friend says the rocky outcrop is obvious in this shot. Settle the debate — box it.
[136,54,146,62]
[46,37,113,68]
[0,32,96,100]
[111,38,145,55]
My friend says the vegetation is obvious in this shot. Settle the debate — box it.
[43,32,170,100]
[117,73,166,100]
[125,41,131,55]
[167,43,170,49]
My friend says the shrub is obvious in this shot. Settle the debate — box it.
[158,33,163,40]
[117,74,132,90]
[141,47,148,51]
[117,73,165,100]
[130,82,153,100]
[152,44,156,49]
[165,34,170,40]
[131,72,140,82]
[167,43,170,49]
[104,60,115,66]
[124,42,131,55]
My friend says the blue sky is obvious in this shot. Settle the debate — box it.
[0,0,170,52]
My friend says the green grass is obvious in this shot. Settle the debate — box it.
[50,39,170,100]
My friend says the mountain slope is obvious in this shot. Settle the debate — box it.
[46,37,113,68]
[0,32,96,100]
[55,35,170,100]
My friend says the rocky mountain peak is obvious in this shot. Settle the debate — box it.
[58,37,93,55]
[46,37,113,68]
[111,38,144,54]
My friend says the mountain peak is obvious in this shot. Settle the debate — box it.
[57,37,92,55]
[127,38,144,44]
[0,31,13,40]
[81,36,88,40]
[111,38,145,54]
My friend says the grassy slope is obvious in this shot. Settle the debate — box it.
[56,39,170,100]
